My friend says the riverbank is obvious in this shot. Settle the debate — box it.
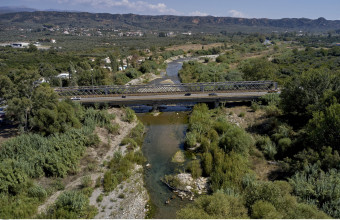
[37,108,149,218]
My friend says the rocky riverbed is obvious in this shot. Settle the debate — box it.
[163,173,209,201]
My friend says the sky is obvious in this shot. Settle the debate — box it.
[2,0,340,20]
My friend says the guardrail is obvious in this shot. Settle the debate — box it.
[54,81,277,97]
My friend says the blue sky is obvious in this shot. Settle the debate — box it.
[2,0,340,20]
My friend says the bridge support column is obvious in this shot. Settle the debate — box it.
[151,104,159,112]
[214,101,220,108]
[207,101,220,109]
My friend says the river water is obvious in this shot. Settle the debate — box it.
[135,58,195,218]
[138,112,190,219]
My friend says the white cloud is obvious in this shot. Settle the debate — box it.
[59,0,180,15]
[188,11,209,16]
[228,9,247,18]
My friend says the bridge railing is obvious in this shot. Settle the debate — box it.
[54,81,277,97]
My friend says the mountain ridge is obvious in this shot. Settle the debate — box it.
[1,10,339,33]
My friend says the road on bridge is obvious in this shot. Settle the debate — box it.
[75,91,269,106]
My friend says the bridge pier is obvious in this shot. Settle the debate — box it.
[151,104,159,112]
[207,101,220,109]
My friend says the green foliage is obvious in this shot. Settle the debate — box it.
[43,190,97,219]
[27,184,48,201]
[259,93,281,106]
[239,58,278,81]
[210,150,251,192]
[103,150,145,192]
[307,103,340,151]
[217,121,253,155]
[251,200,283,219]
[81,176,92,189]
[256,136,277,160]
[123,107,136,123]
[177,191,249,219]
[202,151,213,176]
[0,159,28,195]
[281,69,339,118]
[245,180,329,219]
[0,128,91,178]
[0,193,40,219]
[179,61,229,83]
[290,164,340,218]
[188,160,202,179]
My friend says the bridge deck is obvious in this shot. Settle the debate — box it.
[75,91,269,106]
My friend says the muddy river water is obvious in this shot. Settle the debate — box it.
[135,58,196,218]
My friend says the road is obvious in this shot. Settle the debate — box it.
[75,91,269,106]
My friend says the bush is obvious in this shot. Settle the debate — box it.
[289,164,340,218]
[81,176,92,188]
[218,123,253,155]
[256,136,277,160]
[103,171,118,192]
[177,192,249,219]
[43,190,97,219]
[123,107,136,123]
[188,160,202,179]
[251,200,282,219]
[27,185,47,201]
[0,159,28,195]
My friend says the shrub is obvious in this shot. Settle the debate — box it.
[256,136,277,160]
[188,160,202,179]
[238,112,246,117]
[251,200,282,219]
[123,107,136,123]
[264,104,282,117]
[118,193,125,199]
[81,176,92,188]
[218,123,253,155]
[0,159,28,195]
[177,192,249,219]
[185,132,197,148]
[105,123,120,135]
[27,185,47,201]
[96,194,103,203]
[103,171,118,192]
[43,190,97,219]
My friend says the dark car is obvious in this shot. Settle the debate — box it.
[184,93,191,96]
[209,93,218,96]
[122,95,126,98]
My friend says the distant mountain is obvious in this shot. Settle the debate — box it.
[0,6,37,14]
[1,11,340,33]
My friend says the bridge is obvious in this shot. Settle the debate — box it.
[55,81,278,107]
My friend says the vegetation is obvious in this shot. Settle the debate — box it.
[1,15,340,218]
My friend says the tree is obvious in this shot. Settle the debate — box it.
[307,103,340,151]
[281,69,339,118]
[239,58,278,81]
[177,191,249,219]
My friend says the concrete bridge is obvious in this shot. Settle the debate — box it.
[55,81,278,107]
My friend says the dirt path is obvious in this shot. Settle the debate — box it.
[37,108,139,215]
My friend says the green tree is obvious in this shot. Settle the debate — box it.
[239,58,278,81]
[307,103,340,150]
[177,191,249,219]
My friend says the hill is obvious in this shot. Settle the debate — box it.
[1,11,340,33]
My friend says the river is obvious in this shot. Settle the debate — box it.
[134,57,195,218]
